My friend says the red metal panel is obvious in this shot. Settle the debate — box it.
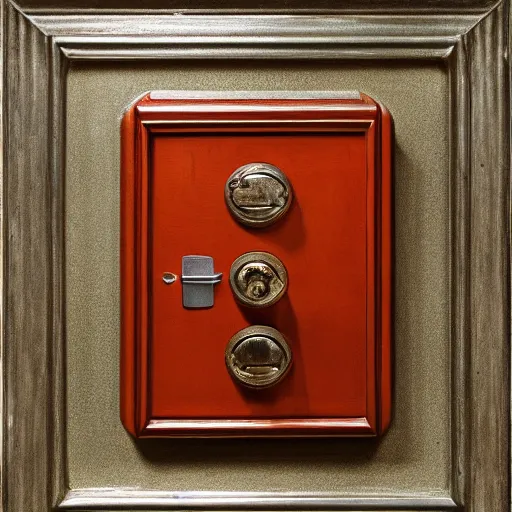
[121,93,392,437]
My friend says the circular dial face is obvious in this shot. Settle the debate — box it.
[225,163,293,228]
[229,251,288,308]
[225,325,292,389]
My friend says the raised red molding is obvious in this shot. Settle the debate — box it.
[120,92,392,437]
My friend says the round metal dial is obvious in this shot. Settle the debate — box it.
[229,251,288,308]
[225,325,292,389]
[225,162,292,228]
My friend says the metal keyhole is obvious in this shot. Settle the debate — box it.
[230,252,288,308]
[238,262,274,301]
[226,325,292,389]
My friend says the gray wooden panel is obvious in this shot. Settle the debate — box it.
[3,4,54,511]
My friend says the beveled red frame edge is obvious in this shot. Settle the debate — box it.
[120,93,392,438]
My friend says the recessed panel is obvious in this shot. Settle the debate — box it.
[66,62,450,493]
[150,133,369,418]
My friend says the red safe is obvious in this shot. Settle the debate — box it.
[121,91,392,438]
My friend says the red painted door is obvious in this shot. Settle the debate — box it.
[121,92,392,437]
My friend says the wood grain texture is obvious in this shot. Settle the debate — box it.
[3,2,53,510]
[48,33,68,510]
[2,0,510,510]
[33,14,477,61]
[464,3,510,509]
[447,40,470,506]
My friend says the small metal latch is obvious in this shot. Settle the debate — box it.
[181,255,222,309]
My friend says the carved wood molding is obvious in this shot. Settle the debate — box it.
[2,1,509,510]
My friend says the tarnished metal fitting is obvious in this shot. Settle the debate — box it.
[225,325,292,389]
[225,163,292,228]
[229,252,288,308]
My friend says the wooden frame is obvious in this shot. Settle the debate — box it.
[2,0,509,510]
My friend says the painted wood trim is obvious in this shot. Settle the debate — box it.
[120,95,388,438]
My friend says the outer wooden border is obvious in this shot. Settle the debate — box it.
[2,3,509,511]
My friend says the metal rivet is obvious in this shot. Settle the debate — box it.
[225,325,292,389]
[162,273,177,285]
[225,163,292,228]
